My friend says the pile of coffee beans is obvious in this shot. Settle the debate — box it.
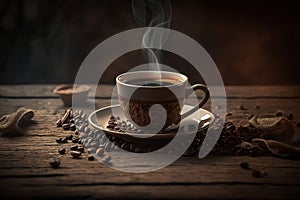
[51,107,298,168]
[51,108,115,168]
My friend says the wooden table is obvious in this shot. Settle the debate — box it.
[0,85,300,199]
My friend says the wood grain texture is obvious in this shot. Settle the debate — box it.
[0,85,300,199]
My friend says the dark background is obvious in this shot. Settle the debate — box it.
[0,0,299,85]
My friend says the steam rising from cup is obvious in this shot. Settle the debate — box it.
[132,0,172,72]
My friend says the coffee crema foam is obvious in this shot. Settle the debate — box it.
[125,78,181,86]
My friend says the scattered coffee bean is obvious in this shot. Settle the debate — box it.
[87,147,96,153]
[88,155,95,161]
[78,125,85,132]
[62,123,70,130]
[61,137,68,143]
[106,124,115,129]
[252,169,266,178]
[84,127,90,133]
[70,144,78,151]
[56,119,62,127]
[240,162,250,170]
[69,119,74,123]
[70,124,76,131]
[226,112,233,117]
[61,109,71,124]
[287,113,293,120]
[74,130,79,135]
[70,151,81,159]
[56,137,63,143]
[96,147,104,156]
[102,154,111,163]
[248,114,255,120]
[66,134,73,140]
[275,111,284,117]
[77,146,84,153]
[49,159,60,168]
[237,105,247,110]
[58,148,66,155]
[254,105,260,109]
[72,137,79,143]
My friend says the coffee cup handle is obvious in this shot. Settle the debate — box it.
[179,84,210,121]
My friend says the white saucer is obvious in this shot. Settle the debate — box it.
[88,105,214,144]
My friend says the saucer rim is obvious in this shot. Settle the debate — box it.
[88,104,214,138]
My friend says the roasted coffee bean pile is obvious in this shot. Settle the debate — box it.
[104,113,265,156]
[107,115,143,133]
[51,107,297,168]
[51,108,115,168]
[105,113,266,156]
[211,120,264,156]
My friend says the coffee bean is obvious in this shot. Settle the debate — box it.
[78,146,84,153]
[61,137,68,143]
[287,113,293,120]
[69,119,74,123]
[56,137,63,143]
[58,148,66,155]
[72,137,79,143]
[106,124,114,129]
[103,154,111,163]
[226,112,233,117]
[78,139,82,144]
[254,105,260,109]
[275,111,284,117]
[248,114,255,120]
[96,147,104,156]
[70,151,81,159]
[240,162,250,170]
[70,144,78,151]
[237,105,247,110]
[66,134,73,140]
[87,147,96,153]
[88,131,95,137]
[56,119,62,127]
[84,127,90,133]
[70,124,76,131]
[49,159,60,168]
[88,155,95,161]
[61,108,71,124]
[74,130,79,135]
[78,125,85,132]
[252,169,264,178]
[81,114,87,119]
[89,141,98,148]
[62,123,70,130]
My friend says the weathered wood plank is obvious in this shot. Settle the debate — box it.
[0,85,300,98]
[1,185,299,200]
[0,155,300,185]
[0,86,299,200]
